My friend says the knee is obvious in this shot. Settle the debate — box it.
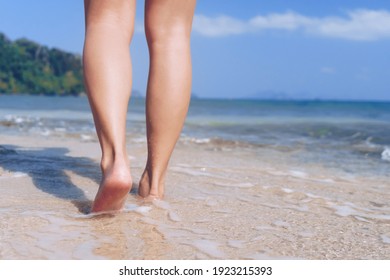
[87,18,134,43]
[145,23,191,51]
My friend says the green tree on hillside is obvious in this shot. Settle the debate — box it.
[0,32,84,95]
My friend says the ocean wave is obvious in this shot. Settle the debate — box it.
[0,114,39,127]
[0,146,17,155]
[0,114,98,138]
[381,147,390,162]
[181,137,211,144]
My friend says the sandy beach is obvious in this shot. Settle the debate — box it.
[2,0,390,264]
[1,131,389,259]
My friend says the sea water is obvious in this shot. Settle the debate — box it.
[1,95,390,259]
[1,95,389,175]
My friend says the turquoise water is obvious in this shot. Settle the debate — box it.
[1,95,390,176]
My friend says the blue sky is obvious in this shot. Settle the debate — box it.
[0,0,390,100]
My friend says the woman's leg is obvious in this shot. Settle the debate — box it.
[83,0,136,212]
[139,0,196,199]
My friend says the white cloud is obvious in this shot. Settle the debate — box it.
[249,12,312,31]
[313,10,390,40]
[192,9,390,41]
[192,15,247,36]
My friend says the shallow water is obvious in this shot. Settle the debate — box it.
[1,96,390,176]
[1,96,390,259]
[1,135,389,259]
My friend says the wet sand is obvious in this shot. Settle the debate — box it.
[0,134,389,259]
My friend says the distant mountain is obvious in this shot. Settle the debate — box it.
[0,32,84,95]
[131,89,144,98]
[191,92,201,99]
[249,90,291,100]
[249,90,315,100]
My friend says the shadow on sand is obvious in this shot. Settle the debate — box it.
[0,145,102,214]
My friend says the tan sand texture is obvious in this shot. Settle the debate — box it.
[1,134,389,259]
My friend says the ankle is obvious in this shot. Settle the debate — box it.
[142,166,166,197]
[100,151,129,175]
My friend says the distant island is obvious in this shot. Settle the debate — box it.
[0,32,84,96]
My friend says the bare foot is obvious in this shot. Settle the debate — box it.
[138,169,164,200]
[91,161,132,213]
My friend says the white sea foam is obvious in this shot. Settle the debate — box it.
[187,239,226,258]
[193,138,211,144]
[381,235,390,244]
[80,134,93,141]
[288,170,308,178]
[3,114,39,124]
[13,172,28,178]
[5,115,22,123]
[333,205,356,217]
[168,211,181,222]
[171,166,215,177]
[381,147,390,162]
[15,117,24,124]
[134,206,152,215]
[227,240,245,249]
[152,200,171,210]
[124,204,152,215]
[40,130,51,136]
[213,181,255,188]
[329,202,390,221]
[0,172,28,180]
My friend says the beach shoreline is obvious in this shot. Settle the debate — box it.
[1,132,389,259]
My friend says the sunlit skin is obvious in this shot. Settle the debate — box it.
[83,0,196,212]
